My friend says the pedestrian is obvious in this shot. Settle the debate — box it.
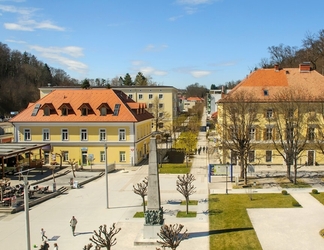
[53,243,58,250]
[41,228,48,241]
[70,216,78,236]
[41,241,49,250]
[203,146,205,153]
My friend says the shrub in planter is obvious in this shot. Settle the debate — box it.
[292,201,301,207]
[281,190,288,195]
[312,189,319,194]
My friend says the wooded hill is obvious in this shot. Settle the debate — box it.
[0,42,78,117]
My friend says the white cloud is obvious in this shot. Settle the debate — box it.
[28,45,87,74]
[29,45,83,58]
[5,19,65,31]
[5,39,26,43]
[176,0,216,5]
[139,66,167,76]
[131,60,144,66]
[190,70,211,77]
[0,4,37,15]
[168,15,183,21]
[144,44,168,52]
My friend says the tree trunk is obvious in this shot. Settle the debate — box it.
[186,197,189,214]
[286,164,291,180]
[142,197,146,213]
[293,164,297,184]
[244,158,248,185]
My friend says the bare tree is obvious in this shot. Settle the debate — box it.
[133,177,148,213]
[156,224,189,250]
[89,223,121,250]
[148,96,171,132]
[67,159,77,178]
[176,173,196,214]
[270,88,312,183]
[219,91,258,185]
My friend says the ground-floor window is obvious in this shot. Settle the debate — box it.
[248,151,255,162]
[119,151,126,162]
[266,150,272,162]
[63,151,69,161]
[100,151,106,162]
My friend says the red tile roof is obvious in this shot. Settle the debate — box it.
[11,89,153,123]
[219,67,324,102]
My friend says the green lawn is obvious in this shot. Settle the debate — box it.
[159,163,191,174]
[180,200,198,205]
[177,211,197,217]
[311,192,324,204]
[209,193,299,250]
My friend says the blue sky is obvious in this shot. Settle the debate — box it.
[1,0,324,89]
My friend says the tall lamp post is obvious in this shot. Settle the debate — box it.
[17,168,35,250]
[105,144,109,209]
[226,164,228,195]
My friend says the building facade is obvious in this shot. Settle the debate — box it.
[112,86,180,131]
[217,63,324,167]
[10,89,153,167]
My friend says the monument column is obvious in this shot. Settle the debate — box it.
[143,135,164,239]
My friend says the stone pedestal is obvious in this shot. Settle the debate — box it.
[143,224,162,239]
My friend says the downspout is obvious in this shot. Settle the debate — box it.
[133,122,136,166]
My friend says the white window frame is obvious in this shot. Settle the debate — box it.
[43,128,50,141]
[63,151,69,161]
[119,151,126,162]
[119,128,126,141]
[100,151,106,162]
[249,128,255,140]
[24,129,31,141]
[99,129,106,141]
[128,94,133,99]
[266,127,272,140]
[308,127,315,141]
[81,129,88,141]
[138,94,143,99]
[158,94,163,99]
[159,103,164,109]
[62,129,69,141]
[149,94,153,99]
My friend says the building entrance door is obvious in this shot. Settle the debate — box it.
[82,151,88,166]
[308,151,314,166]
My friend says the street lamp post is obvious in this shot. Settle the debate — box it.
[105,144,109,209]
[226,164,228,194]
[16,168,35,250]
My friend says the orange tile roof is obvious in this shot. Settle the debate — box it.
[11,89,153,123]
[187,97,204,102]
[219,67,324,102]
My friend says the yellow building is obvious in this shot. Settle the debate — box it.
[10,89,153,167]
[40,85,180,132]
[111,86,180,131]
[217,63,324,167]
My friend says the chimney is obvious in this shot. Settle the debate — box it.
[299,62,311,73]
[274,64,279,71]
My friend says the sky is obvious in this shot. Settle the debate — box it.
[1,0,324,90]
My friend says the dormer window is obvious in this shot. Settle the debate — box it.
[81,107,88,116]
[263,90,269,96]
[97,103,111,116]
[62,107,68,116]
[44,106,50,116]
[78,103,93,116]
[100,107,107,116]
